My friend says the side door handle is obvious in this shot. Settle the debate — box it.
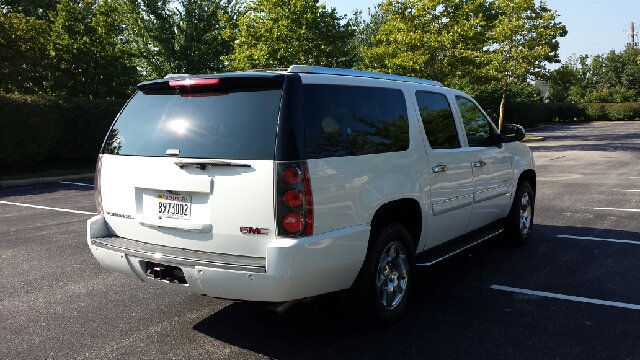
[432,165,448,173]
[473,161,487,168]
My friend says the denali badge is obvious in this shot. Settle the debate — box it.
[240,227,270,235]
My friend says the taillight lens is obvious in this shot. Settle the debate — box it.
[276,162,313,237]
[283,190,303,207]
[94,155,103,215]
[282,213,304,233]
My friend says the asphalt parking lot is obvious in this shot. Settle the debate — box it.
[1,122,639,359]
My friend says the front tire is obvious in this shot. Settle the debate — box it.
[505,180,534,245]
[343,223,414,324]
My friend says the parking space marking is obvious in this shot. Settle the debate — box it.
[620,190,640,192]
[557,235,640,245]
[0,200,96,215]
[491,285,640,311]
[60,181,94,187]
[594,207,640,212]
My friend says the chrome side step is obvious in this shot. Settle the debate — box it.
[415,226,504,267]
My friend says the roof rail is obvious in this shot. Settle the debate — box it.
[287,65,443,87]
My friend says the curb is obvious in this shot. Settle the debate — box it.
[522,136,545,143]
[0,173,94,188]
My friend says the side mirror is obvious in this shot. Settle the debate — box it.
[500,124,525,143]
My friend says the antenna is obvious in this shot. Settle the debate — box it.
[624,22,639,48]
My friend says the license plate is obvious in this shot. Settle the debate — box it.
[157,193,191,219]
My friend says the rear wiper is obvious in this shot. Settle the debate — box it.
[174,159,252,170]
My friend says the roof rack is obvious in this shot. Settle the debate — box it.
[287,65,443,87]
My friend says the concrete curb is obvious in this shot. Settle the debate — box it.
[0,173,94,188]
[522,136,546,143]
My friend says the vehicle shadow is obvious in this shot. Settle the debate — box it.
[192,224,640,359]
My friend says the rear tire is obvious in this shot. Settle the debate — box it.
[342,223,414,325]
[505,180,534,246]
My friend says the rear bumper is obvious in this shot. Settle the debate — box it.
[87,215,369,302]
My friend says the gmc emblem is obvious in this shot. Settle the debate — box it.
[240,227,270,235]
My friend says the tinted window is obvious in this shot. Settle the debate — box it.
[302,84,409,159]
[415,91,460,149]
[456,96,494,147]
[102,89,282,160]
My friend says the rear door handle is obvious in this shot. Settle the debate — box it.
[473,161,487,168]
[432,165,448,173]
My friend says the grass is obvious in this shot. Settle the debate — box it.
[0,167,95,183]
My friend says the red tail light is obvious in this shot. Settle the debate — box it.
[276,162,313,237]
[169,78,220,87]
[94,155,103,215]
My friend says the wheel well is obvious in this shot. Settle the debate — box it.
[519,169,536,196]
[369,199,422,253]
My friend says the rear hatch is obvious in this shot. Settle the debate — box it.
[98,74,284,258]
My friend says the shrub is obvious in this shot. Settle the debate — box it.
[0,94,125,172]
[580,103,640,121]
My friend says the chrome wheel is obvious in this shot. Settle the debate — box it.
[520,192,532,235]
[376,241,409,310]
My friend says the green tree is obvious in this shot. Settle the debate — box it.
[0,12,49,94]
[226,0,356,70]
[122,0,239,79]
[485,0,566,130]
[548,61,579,103]
[359,0,492,84]
[0,0,58,20]
[48,0,139,98]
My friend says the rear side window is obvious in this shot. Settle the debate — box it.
[415,91,461,149]
[102,86,282,160]
[302,84,409,159]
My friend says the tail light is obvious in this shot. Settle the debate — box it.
[94,155,103,215]
[276,161,313,237]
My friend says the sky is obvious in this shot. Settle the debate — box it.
[323,0,640,65]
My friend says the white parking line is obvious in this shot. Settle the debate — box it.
[60,181,94,187]
[594,207,640,212]
[620,190,640,192]
[491,285,640,311]
[0,200,96,215]
[557,235,640,245]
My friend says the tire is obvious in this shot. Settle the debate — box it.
[343,223,415,325]
[505,180,534,245]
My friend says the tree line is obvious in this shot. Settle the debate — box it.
[5,0,620,129]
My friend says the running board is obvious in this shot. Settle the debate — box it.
[415,225,504,267]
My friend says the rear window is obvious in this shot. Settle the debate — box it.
[102,84,282,160]
[302,84,409,159]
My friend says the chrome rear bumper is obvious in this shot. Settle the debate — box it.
[90,236,266,273]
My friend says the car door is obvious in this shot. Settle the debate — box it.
[414,90,474,249]
[454,95,513,232]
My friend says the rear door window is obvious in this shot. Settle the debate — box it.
[415,91,461,149]
[102,82,282,160]
[302,84,409,159]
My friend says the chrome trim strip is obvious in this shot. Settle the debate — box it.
[91,236,266,273]
[434,193,474,205]
[473,184,511,204]
[416,229,504,266]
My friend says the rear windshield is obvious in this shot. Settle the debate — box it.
[102,86,282,160]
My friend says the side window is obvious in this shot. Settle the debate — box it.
[456,96,495,147]
[302,84,409,159]
[415,91,460,149]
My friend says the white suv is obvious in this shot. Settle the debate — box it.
[88,66,535,323]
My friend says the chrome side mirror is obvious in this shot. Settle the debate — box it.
[501,124,525,143]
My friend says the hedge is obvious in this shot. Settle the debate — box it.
[503,102,640,128]
[0,94,125,172]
